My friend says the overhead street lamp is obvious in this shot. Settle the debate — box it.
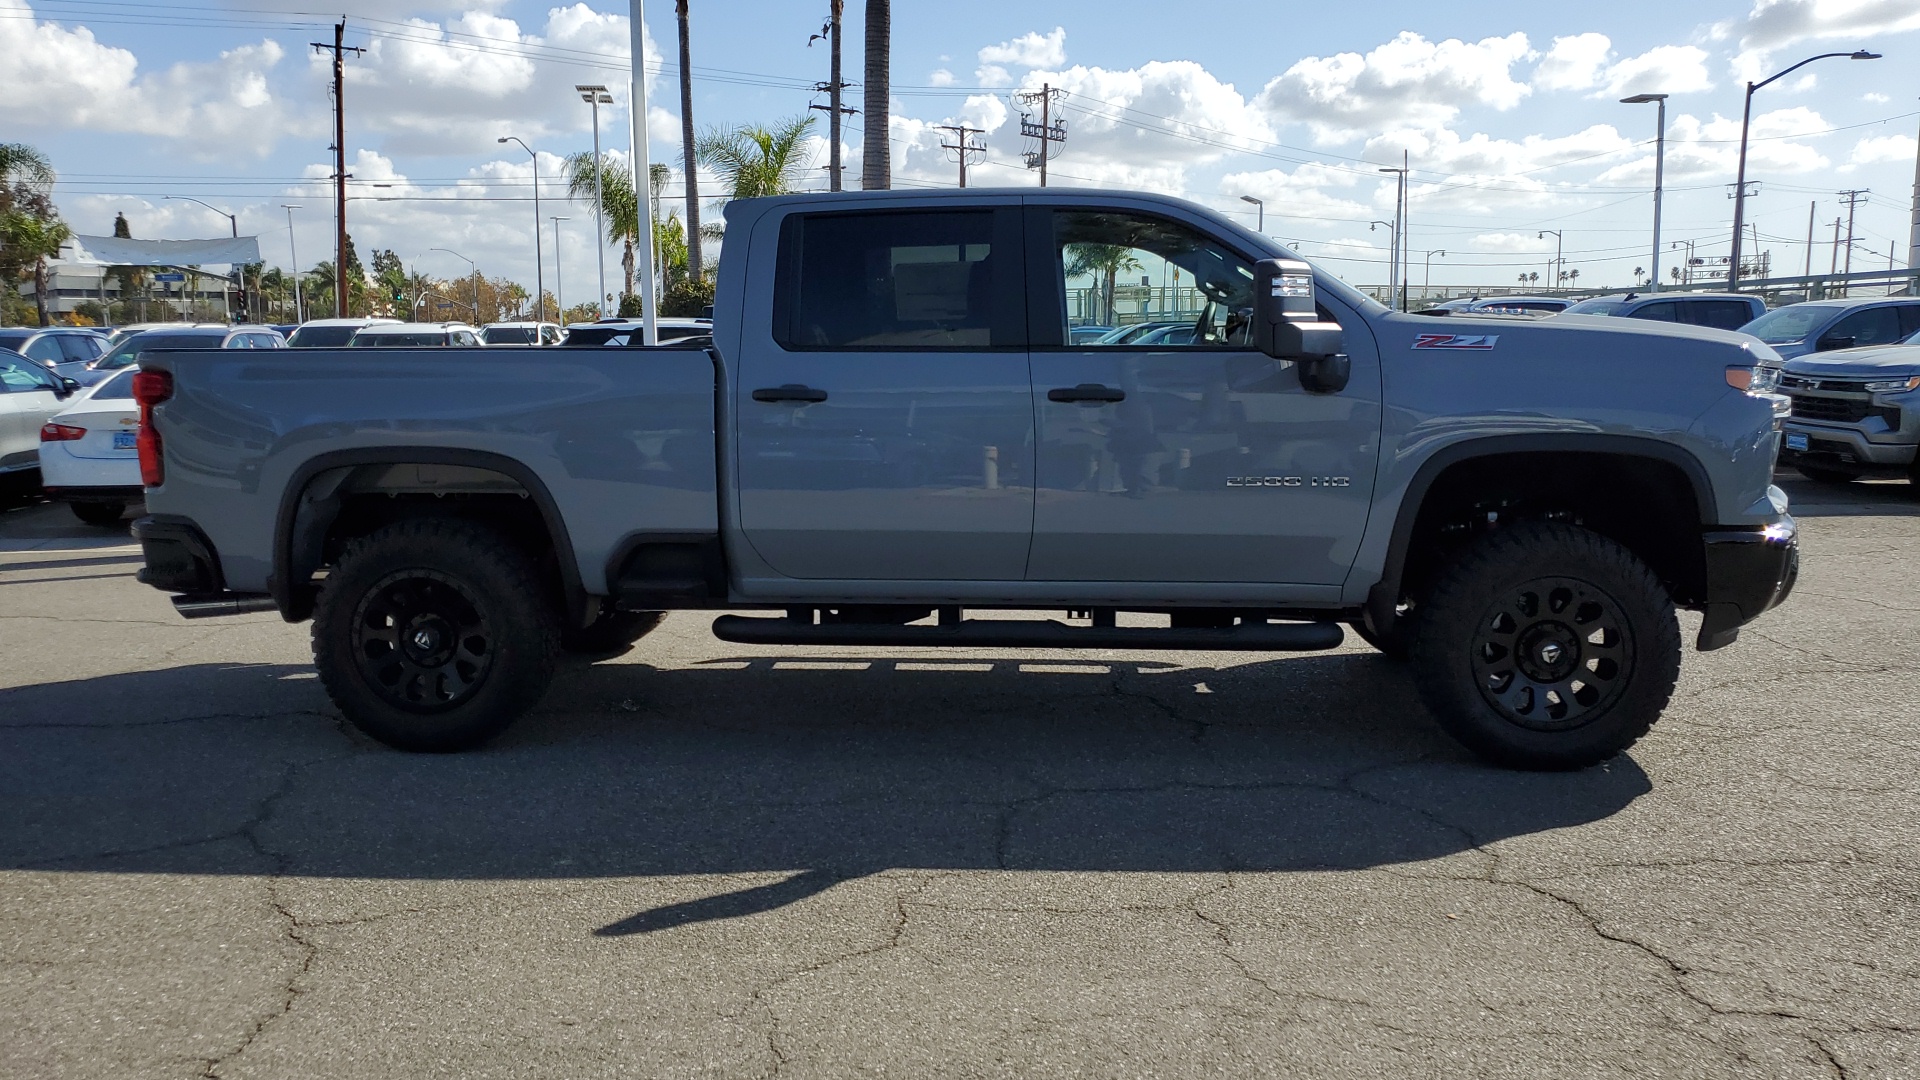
[1538,230,1564,293]
[1620,93,1669,293]
[1239,195,1264,233]
[498,135,546,320]
[431,246,481,323]
[1423,249,1446,300]
[165,195,239,321]
[1728,49,1880,290]
[281,205,303,323]
[1369,219,1397,308]
[577,84,615,318]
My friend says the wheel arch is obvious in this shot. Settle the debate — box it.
[271,447,585,625]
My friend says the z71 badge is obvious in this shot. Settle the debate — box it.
[1412,333,1499,350]
[1226,476,1351,488]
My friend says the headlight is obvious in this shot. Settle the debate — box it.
[1863,373,1920,393]
[1726,366,1781,393]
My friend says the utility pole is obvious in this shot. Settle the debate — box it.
[283,205,302,322]
[1805,200,1817,279]
[550,216,568,322]
[1380,164,1407,309]
[1017,84,1067,186]
[312,20,362,318]
[577,85,614,317]
[1539,229,1564,294]
[628,0,658,344]
[1909,108,1920,274]
[938,124,986,187]
[809,2,855,192]
[1839,188,1869,277]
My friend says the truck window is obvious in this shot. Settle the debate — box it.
[774,210,1007,349]
[1630,301,1681,322]
[1051,210,1255,348]
[1690,301,1753,331]
[1826,306,1902,347]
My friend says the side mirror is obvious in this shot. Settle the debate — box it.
[1816,334,1854,352]
[57,377,79,398]
[1252,258,1349,394]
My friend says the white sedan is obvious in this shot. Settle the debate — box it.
[1,348,80,479]
[38,367,143,526]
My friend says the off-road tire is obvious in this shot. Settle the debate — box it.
[1348,617,1410,661]
[70,501,125,527]
[312,518,560,752]
[1796,465,1861,486]
[561,609,665,655]
[1409,521,1681,771]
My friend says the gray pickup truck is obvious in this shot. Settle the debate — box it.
[129,189,1798,770]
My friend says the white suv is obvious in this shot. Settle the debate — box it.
[347,322,484,347]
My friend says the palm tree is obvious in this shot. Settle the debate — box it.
[862,0,889,190]
[1064,243,1143,325]
[565,152,640,301]
[1,212,73,325]
[675,0,702,278]
[696,115,817,202]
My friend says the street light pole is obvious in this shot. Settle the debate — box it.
[627,0,659,346]
[282,205,302,323]
[1369,219,1397,308]
[550,216,569,323]
[1538,230,1564,292]
[498,135,545,320]
[165,195,239,321]
[577,84,615,317]
[1423,249,1446,300]
[1729,50,1880,290]
[1379,166,1407,309]
[1239,195,1264,233]
[432,247,480,324]
[1620,93,1668,292]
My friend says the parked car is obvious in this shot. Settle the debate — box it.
[1738,298,1920,362]
[1068,325,1116,344]
[1091,321,1186,344]
[270,324,300,339]
[0,327,109,374]
[38,368,143,525]
[99,323,177,350]
[1560,292,1765,330]
[84,325,286,385]
[558,317,712,346]
[347,322,484,347]
[1461,296,1570,317]
[480,321,564,346]
[1130,324,1199,346]
[131,187,1797,771]
[1773,338,1920,486]
[286,317,401,348]
[0,348,82,477]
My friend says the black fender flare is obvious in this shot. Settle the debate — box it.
[270,447,585,625]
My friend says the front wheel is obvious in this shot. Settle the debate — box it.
[1409,522,1680,771]
[312,518,560,752]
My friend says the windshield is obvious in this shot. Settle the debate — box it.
[1563,299,1626,316]
[1742,306,1828,344]
[96,333,222,370]
[482,326,535,344]
[351,332,447,347]
[90,369,137,399]
[287,324,362,348]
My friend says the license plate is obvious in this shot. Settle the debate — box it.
[1784,432,1809,452]
[113,430,138,450]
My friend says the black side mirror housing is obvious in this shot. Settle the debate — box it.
[1252,258,1349,393]
[57,377,79,397]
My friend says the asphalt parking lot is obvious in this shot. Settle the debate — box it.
[3,476,1917,1079]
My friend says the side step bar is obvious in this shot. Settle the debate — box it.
[711,614,1344,652]
[172,592,280,619]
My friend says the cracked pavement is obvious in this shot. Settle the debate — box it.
[2,476,1917,1078]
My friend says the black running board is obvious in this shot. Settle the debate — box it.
[710,615,1344,651]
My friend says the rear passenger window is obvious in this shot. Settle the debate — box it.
[1630,302,1681,322]
[775,210,1011,349]
[1897,305,1920,339]
[1827,306,1903,347]
[59,335,102,363]
[1691,301,1753,330]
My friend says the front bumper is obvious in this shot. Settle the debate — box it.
[1696,516,1799,651]
[1779,421,1916,475]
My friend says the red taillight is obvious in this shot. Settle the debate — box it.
[41,422,86,442]
[132,369,174,488]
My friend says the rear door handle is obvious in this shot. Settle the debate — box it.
[752,384,829,404]
[1047,383,1126,404]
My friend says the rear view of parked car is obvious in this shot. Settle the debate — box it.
[479,321,563,345]
[1739,298,1920,362]
[287,318,401,348]
[1560,292,1764,330]
[38,368,142,525]
[348,323,484,347]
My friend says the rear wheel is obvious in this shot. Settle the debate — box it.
[1409,522,1680,771]
[561,609,665,655]
[69,501,125,527]
[312,518,560,752]
[1796,465,1861,485]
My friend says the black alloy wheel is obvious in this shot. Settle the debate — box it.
[1469,576,1632,730]
[351,570,494,710]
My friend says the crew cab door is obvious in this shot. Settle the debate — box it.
[732,206,1034,581]
[1024,206,1379,586]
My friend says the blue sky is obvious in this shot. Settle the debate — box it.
[9,0,1920,298]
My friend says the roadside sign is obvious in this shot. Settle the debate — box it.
[153,272,186,282]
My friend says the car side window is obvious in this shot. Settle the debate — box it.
[1630,301,1681,322]
[59,335,103,363]
[1051,209,1255,348]
[1691,301,1752,331]
[1827,306,1902,347]
[0,356,56,392]
[23,336,64,364]
[774,209,1011,349]
[1897,305,1920,339]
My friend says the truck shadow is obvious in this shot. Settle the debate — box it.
[1,655,1651,934]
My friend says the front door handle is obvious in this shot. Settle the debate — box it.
[1047,383,1126,404]
[752,384,829,404]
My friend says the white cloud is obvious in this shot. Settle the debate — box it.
[1863,91,1890,102]
[1534,33,1612,92]
[1603,45,1714,97]
[978,27,1067,69]
[1219,164,1373,226]
[928,68,956,87]
[1593,106,1833,185]
[1257,31,1536,141]
[1727,0,1919,81]
[1846,133,1917,166]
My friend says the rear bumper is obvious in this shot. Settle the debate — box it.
[44,485,145,504]
[132,515,224,594]
[1696,516,1799,651]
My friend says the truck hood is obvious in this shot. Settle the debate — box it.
[1781,342,1920,377]
[1411,311,1781,365]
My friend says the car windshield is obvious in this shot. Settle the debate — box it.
[1741,306,1828,344]
[90,369,138,399]
[0,331,29,349]
[558,325,625,345]
[352,332,447,346]
[96,333,223,370]
[1563,299,1626,316]
[482,326,535,344]
[287,324,362,348]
